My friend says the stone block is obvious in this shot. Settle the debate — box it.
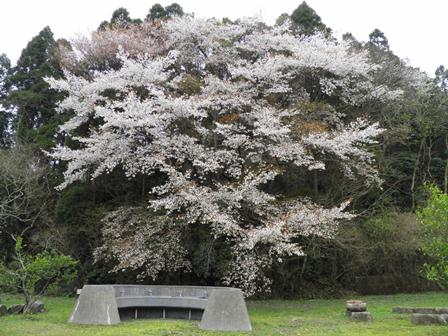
[413,307,448,314]
[351,312,373,322]
[435,308,448,314]
[414,308,440,314]
[8,304,25,314]
[392,306,415,313]
[0,304,7,316]
[28,301,45,313]
[411,313,448,325]
[393,307,448,315]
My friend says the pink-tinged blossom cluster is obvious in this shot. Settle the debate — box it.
[58,21,167,74]
[47,16,390,294]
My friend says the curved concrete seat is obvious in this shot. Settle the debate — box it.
[69,284,252,332]
[116,296,207,310]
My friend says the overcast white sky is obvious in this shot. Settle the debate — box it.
[1,0,446,75]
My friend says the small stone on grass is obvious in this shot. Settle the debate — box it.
[351,311,373,322]
[8,304,25,314]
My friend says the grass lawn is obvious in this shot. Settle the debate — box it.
[1,292,447,335]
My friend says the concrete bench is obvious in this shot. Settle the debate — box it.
[69,285,252,332]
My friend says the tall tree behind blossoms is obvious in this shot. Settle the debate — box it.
[7,27,64,151]
[47,17,412,295]
[0,53,11,147]
[288,1,331,36]
[98,7,144,31]
[147,3,184,21]
[356,28,445,210]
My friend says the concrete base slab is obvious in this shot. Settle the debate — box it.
[69,285,120,325]
[200,289,252,332]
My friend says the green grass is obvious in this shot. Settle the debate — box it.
[1,292,447,335]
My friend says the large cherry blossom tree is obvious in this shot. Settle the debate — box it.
[46,17,397,295]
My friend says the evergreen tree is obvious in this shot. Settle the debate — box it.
[290,1,331,36]
[110,7,132,25]
[368,28,390,51]
[7,27,64,150]
[165,3,184,17]
[98,20,110,31]
[275,13,290,26]
[147,4,167,20]
[0,53,11,147]
[342,33,362,49]
[146,3,184,21]
[98,7,143,30]
[435,65,448,90]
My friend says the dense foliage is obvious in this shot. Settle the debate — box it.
[0,237,77,312]
[418,185,448,285]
